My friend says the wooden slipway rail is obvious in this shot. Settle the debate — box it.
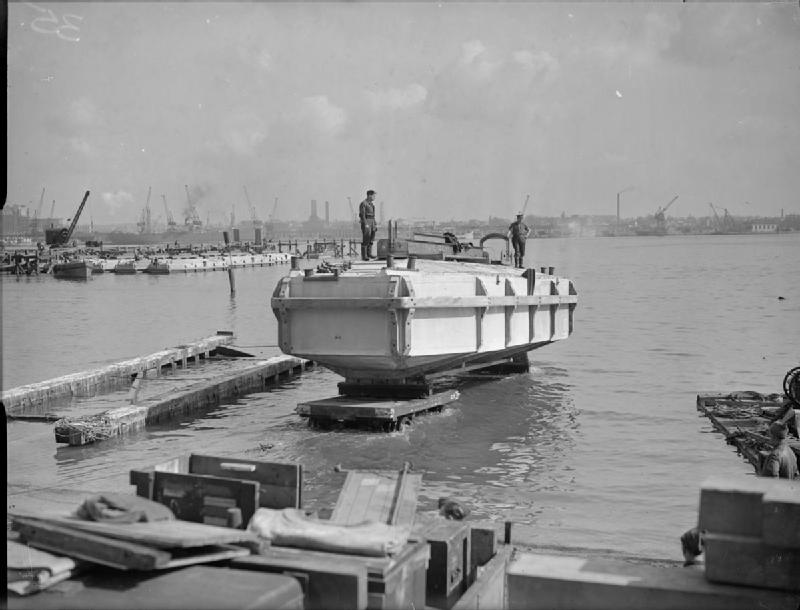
[2,333,312,446]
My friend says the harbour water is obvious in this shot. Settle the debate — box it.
[4,233,800,561]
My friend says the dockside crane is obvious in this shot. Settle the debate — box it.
[708,202,723,231]
[520,194,531,216]
[162,195,177,232]
[137,186,152,233]
[45,190,90,245]
[33,188,45,233]
[654,195,678,229]
[270,197,279,222]
[243,186,261,228]
[183,184,203,230]
[347,197,356,223]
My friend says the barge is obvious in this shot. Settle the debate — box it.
[51,259,92,280]
[271,229,577,426]
[272,232,577,391]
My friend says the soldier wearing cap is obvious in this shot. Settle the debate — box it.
[758,422,799,478]
[507,213,531,269]
[359,189,377,261]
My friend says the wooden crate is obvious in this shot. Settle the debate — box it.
[234,541,429,610]
[6,565,304,610]
[130,454,302,528]
[420,520,471,610]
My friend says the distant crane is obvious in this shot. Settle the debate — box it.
[45,191,90,245]
[520,194,531,216]
[183,184,203,230]
[243,186,261,228]
[270,197,279,222]
[137,186,152,234]
[708,202,723,231]
[722,207,734,230]
[49,199,56,223]
[347,197,356,223]
[162,195,177,232]
[33,188,46,233]
[654,195,678,230]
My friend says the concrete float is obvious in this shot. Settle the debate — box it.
[2,333,236,415]
[2,333,312,446]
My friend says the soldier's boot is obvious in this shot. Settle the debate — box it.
[360,245,367,261]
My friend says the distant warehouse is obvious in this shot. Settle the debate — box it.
[751,223,778,233]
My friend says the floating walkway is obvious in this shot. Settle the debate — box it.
[696,391,800,470]
[89,252,291,274]
[3,333,312,446]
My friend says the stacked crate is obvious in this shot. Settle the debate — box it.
[698,475,800,592]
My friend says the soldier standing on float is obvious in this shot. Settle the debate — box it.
[359,189,377,260]
[507,213,531,269]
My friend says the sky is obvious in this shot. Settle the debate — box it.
[6,2,800,225]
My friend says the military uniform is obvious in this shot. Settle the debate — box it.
[508,217,530,268]
[359,198,376,260]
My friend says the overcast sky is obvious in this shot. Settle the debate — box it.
[6,2,800,225]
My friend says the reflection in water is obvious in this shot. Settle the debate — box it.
[227,294,238,333]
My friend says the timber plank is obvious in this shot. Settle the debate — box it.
[331,471,422,528]
[18,515,262,549]
[12,517,170,570]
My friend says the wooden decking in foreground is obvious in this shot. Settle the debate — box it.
[7,479,798,610]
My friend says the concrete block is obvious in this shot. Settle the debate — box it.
[697,475,792,537]
[704,532,800,592]
[506,552,799,610]
[762,485,800,549]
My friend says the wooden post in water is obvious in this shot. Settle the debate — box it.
[223,231,236,296]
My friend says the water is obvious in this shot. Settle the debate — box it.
[4,234,800,561]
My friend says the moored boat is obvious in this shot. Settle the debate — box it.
[52,260,91,280]
[112,258,149,274]
[144,257,171,274]
[271,232,578,388]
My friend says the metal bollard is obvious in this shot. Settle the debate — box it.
[548,266,555,275]
[407,255,417,270]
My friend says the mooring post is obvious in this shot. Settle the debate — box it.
[504,521,512,544]
[223,231,236,296]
